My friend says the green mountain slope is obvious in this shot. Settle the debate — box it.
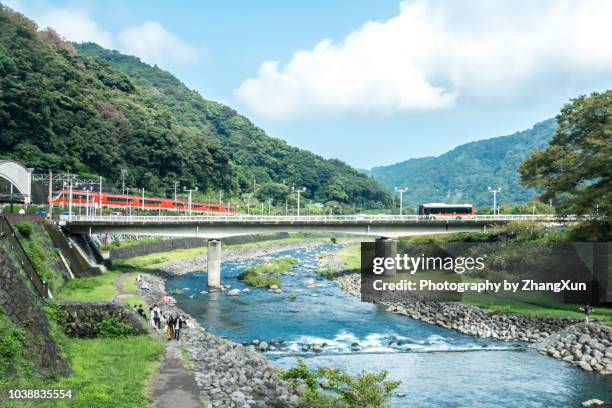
[0,6,389,209]
[370,119,556,208]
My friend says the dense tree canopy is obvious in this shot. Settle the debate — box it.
[369,120,556,208]
[0,6,390,209]
[520,91,611,217]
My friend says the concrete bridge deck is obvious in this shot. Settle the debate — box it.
[61,214,567,239]
[61,214,573,289]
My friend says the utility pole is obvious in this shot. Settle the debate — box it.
[268,198,272,216]
[47,169,53,218]
[243,193,252,215]
[98,176,103,215]
[292,186,306,217]
[68,176,74,221]
[174,181,179,202]
[184,186,198,216]
[395,187,407,216]
[141,188,145,211]
[120,169,128,195]
[488,187,501,215]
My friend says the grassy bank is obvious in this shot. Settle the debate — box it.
[114,233,330,270]
[238,258,298,288]
[57,271,120,302]
[4,336,164,408]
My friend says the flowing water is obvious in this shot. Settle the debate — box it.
[166,244,612,407]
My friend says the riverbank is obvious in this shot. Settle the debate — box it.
[130,240,339,407]
[322,249,612,376]
[139,273,299,408]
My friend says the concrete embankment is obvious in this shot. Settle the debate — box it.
[321,251,612,376]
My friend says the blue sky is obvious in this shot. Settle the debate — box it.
[5,0,612,169]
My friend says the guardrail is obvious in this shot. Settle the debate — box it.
[66,214,572,223]
[0,216,49,298]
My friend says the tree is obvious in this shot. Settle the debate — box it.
[520,91,611,217]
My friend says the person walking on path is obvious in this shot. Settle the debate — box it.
[174,315,183,341]
[153,305,161,330]
[166,315,175,341]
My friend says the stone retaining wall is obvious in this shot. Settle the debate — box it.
[0,245,70,377]
[57,301,148,338]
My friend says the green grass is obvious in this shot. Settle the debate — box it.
[337,244,361,270]
[4,336,164,408]
[122,272,140,293]
[238,257,298,288]
[57,272,120,302]
[121,295,148,310]
[464,293,612,325]
[16,222,68,294]
[114,234,326,270]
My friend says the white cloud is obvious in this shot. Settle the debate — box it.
[12,5,198,68]
[235,0,612,120]
[117,21,198,66]
[36,8,113,48]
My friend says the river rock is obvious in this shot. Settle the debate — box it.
[227,289,241,296]
[313,344,322,352]
[258,342,269,351]
[582,399,604,407]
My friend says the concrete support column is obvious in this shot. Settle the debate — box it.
[375,237,397,276]
[207,239,221,288]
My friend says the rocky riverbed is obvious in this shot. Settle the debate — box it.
[159,239,336,276]
[140,273,299,408]
[329,259,612,376]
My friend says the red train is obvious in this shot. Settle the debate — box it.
[51,190,236,215]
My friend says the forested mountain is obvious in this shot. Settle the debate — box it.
[0,6,390,209]
[369,119,556,208]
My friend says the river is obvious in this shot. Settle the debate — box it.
[166,244,612,407]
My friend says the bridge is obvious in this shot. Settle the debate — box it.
[61,214,569,289]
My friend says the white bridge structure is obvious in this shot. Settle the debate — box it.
[62,214,571,289]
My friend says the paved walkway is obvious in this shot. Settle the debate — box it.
[113,273,140,302]
[115,272,203,408]
[150,341,203,408]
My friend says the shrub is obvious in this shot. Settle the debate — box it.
[14,221,33,238]
[237,258,298,288]
[0,313,26,373]
[95,318,136,338]
[280,359,400,408]
[44,299,64,322]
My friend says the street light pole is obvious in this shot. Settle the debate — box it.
[488,187,501,215]
[292,186,306,217]
[394,187,407,216]
[242,193,252,215]
[184,186,198,216]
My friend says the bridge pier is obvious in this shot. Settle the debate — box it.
[207,239,221,288]
[375,237,397,276]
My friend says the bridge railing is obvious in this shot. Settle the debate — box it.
[66,214,572,223]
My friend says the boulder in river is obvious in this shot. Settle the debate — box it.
[227,289,241,296]
[582,399,604,407]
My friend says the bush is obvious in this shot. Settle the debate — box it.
[280,359,400,408]
[95,318,136,338]
[0,313,26,373]
[14,221,33,238]
[237,258,298,288]
[44,299,64,322]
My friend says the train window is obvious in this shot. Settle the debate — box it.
[172,202,185,207]
[107,196,131,203]
[143,199,161,205]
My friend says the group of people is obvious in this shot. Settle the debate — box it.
[133,275,196,341]
[149,304,193,340]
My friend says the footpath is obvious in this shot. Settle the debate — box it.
[116,273,203,408]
